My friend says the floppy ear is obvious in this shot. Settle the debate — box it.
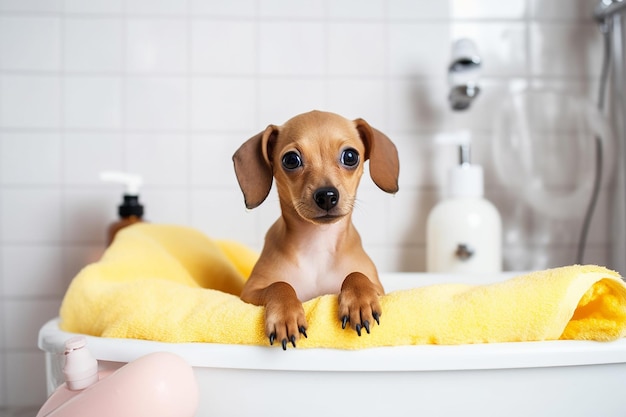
[354,118,400,194]
[232,125,279,209]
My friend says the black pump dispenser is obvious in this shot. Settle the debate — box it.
[119,195,144,218]
[100,171,145,245]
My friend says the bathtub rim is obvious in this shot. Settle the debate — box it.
[39,318,626,372]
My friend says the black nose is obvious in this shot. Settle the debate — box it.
[314,187,339,211]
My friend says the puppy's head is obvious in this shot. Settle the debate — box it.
[233,110,399,225]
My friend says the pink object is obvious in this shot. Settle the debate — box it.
[37,336,198,417]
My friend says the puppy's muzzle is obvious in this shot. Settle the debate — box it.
[314,187,339,211]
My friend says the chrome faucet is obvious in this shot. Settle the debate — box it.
[448,39,481,111]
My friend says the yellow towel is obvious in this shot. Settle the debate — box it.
[59,224,626,348]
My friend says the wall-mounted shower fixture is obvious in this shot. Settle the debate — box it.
[448,38,482,111]
[594,0,626,22]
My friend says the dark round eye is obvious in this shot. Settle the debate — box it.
[282,151,302,171]
[340,148,359,167]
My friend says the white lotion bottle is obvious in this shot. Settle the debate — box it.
[426,143,502,273]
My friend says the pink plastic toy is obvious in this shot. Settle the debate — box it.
[37,336,198,417]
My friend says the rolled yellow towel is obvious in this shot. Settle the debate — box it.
[59,224,626,348]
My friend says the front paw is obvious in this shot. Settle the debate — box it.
[338,272,382,336]
[263,282,308,350]
[265,303,308,350]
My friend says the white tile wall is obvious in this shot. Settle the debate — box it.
[0,0,613,409]
[63,18,124,72]
[191,20,257,74]
[192,77,257,129]
[0,0,61,13]
[259,22,326,75]
[0,75,62,128]
[329,0,385,19]
[127,0,187,15]
[126,77,188,129]
[190,0,257,18]
[0,16,61,71]
[64,76,123,129]
[1,133,62,185]
[126,18,188,73]
[63,133,125,184]
[328,23,387,76]
[257,78,326,123]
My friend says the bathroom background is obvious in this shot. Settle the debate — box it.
[0,0,614,410]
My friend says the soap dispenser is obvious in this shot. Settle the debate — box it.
[100,171,145,245]
[426,143,502,273]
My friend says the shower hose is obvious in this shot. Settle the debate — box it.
[576,17,612,264]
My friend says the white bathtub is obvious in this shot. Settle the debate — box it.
[39,273,626,417]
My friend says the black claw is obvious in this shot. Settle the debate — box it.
[372,312,380,325]
[299,326,308,338]
[281,339,287,351]
[342,316,349,329]
[290,335,296,348]
[363,320,370,334]
[356,323,362,336]
[269,333,276,345]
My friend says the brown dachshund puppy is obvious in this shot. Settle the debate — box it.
[233,110,399,349]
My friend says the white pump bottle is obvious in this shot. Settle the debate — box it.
[426,139,502,274]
